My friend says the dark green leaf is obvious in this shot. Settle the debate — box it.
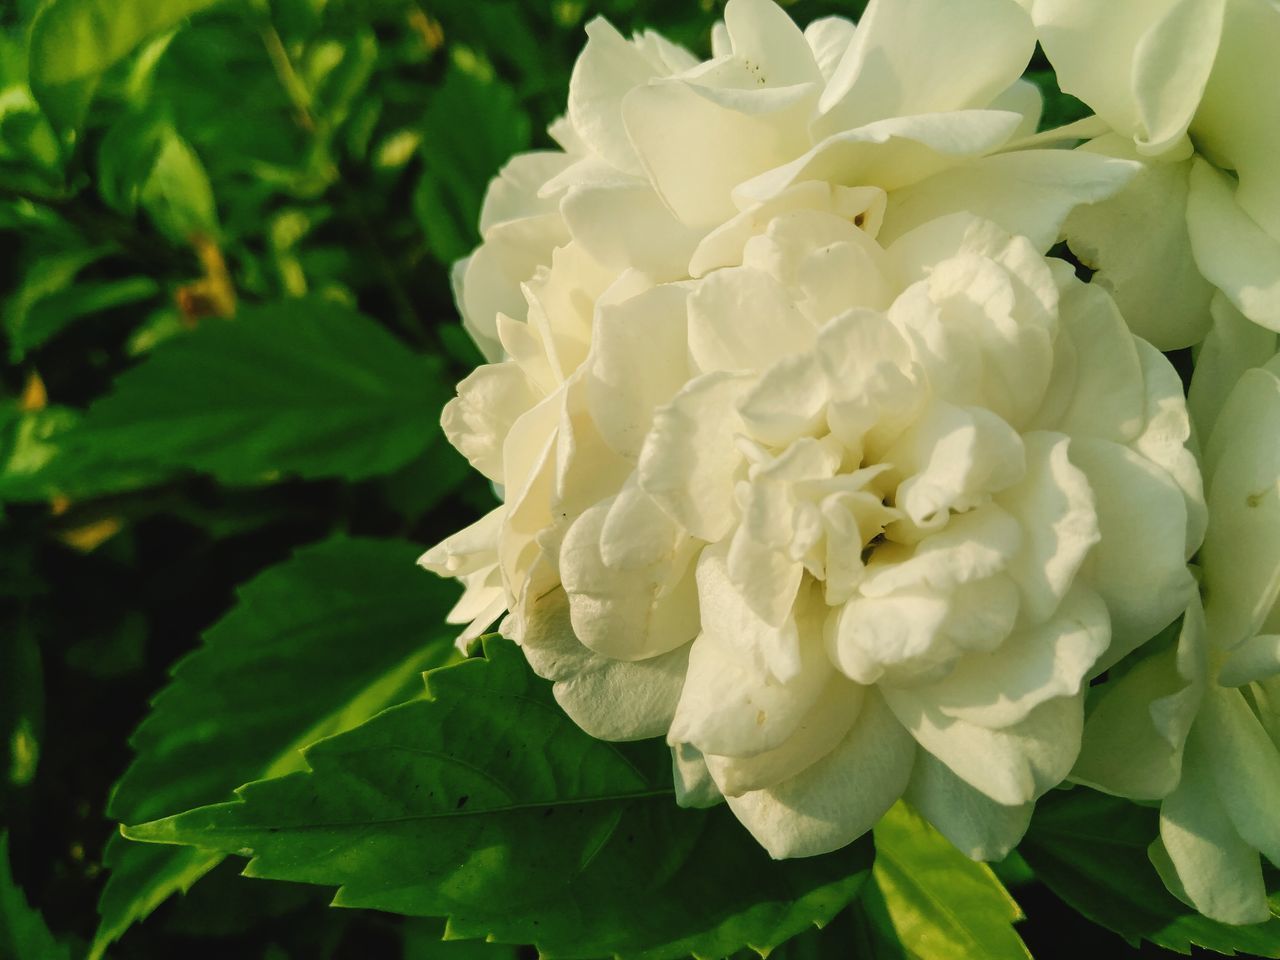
[1025,69,1091,132]
[868,802,1030,960]
[125,637,873,960]
[414,66,530,263]
[10,276,160,360]
[1,618,43,793]
[28,0,227,130]
[1021,788,1280,956]
[94,536,462,959]
[70,298,446,484]
[0,834,70,960]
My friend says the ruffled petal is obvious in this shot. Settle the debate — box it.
[725,688,916,858]
[903,751,1034,860]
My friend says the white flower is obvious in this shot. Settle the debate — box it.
[420,0,1192,860]
[1074,351,1280,926]
[1030,0,1280,344]
[424,0,1136,642]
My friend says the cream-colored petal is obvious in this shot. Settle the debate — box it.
[881,148,1139,254]
[1187,293,1278,442]
[518,586,690,742]
[1059,140,1212,350]
[883,687,1084,806]
[725,688,916,858]
[1186,159,1280,331]
[816,0,1034,135]
[1072,596,1207,800]
[904,751,1034,860]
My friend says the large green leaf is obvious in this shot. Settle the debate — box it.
[1,834,69,960]
[1021,788,1280,956]
[28,0,226,130]
[125,637,873,960]
[92,536,461,959]
[863,803,1031,960]
[69,298,446,484]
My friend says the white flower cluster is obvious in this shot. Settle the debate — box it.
[423,0,1280,923]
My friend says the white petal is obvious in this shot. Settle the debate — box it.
[880,148,1139,254]
[518,586,690,741]
[817,0,1034,135]
[904,751,1033,860]
[704,674,865,795]
[1035,279,1147,444]
[669,588,832,757]
[560,496,700,662]
[696,539,806,682]
[623,78,815,229]
[1159,730,1271,925]
[725,688,916,858]
[995,431,1099,623]
[1219,635,1280,688]
[1032,0,1224,152]
[420,506,505,578]
[1070,437,1195,669]
[568,18,672,175]
[883,687,1084,806]
[638,371,753,542]
[671,742,724,809]
[1186,158,1280,331]
[460,213,570,356]
[1191,0,1280,238]
[921,583,1109,729]
[803,16,856,81]
[1187,293,1278,442]
[1200,365,1280,646]
[586,284,691,460]
[1072,596,1207,800]
[722,0,823,87]
[561,179,700,281]
[1058,140,1212,350]
[733,110,1023,209]
[441,364,539,484]
[687,266,816,374]
[1201,685,1280,867]
[479,151,573,234]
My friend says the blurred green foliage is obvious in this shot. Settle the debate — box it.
[0,0,1242,958]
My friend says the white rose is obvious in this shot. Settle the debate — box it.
[1031,0,1280,344]
[423,0,1137,642]
[1074,351,1280,926]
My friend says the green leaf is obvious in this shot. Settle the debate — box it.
[1024,69,1091,132]
[70,297,446,484]
[28,0,226,131]
[93,536,463,959]
[414,66,530,263]
[125,637,873,960]
[1,834,70,960]
[865,803,1031,960]
[140,128,220,241]
[1021,788,1280,956]
[1,617,43,793]
[9,276,160,360]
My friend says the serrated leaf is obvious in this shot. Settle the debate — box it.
[1,834,70,960]
[124,637,872,960]
[92,536,462,959]
[866,803,1031,960]
[69,297,446,484]
[1021,788,1280,956]
[28,0,226,131]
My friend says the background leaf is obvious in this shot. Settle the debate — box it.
[28,0,226,130]
[1020,788,1280,957]
[125,637,873,960]
[1,833,70,960]
[69,298,446,484]
[94,535,463,958]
